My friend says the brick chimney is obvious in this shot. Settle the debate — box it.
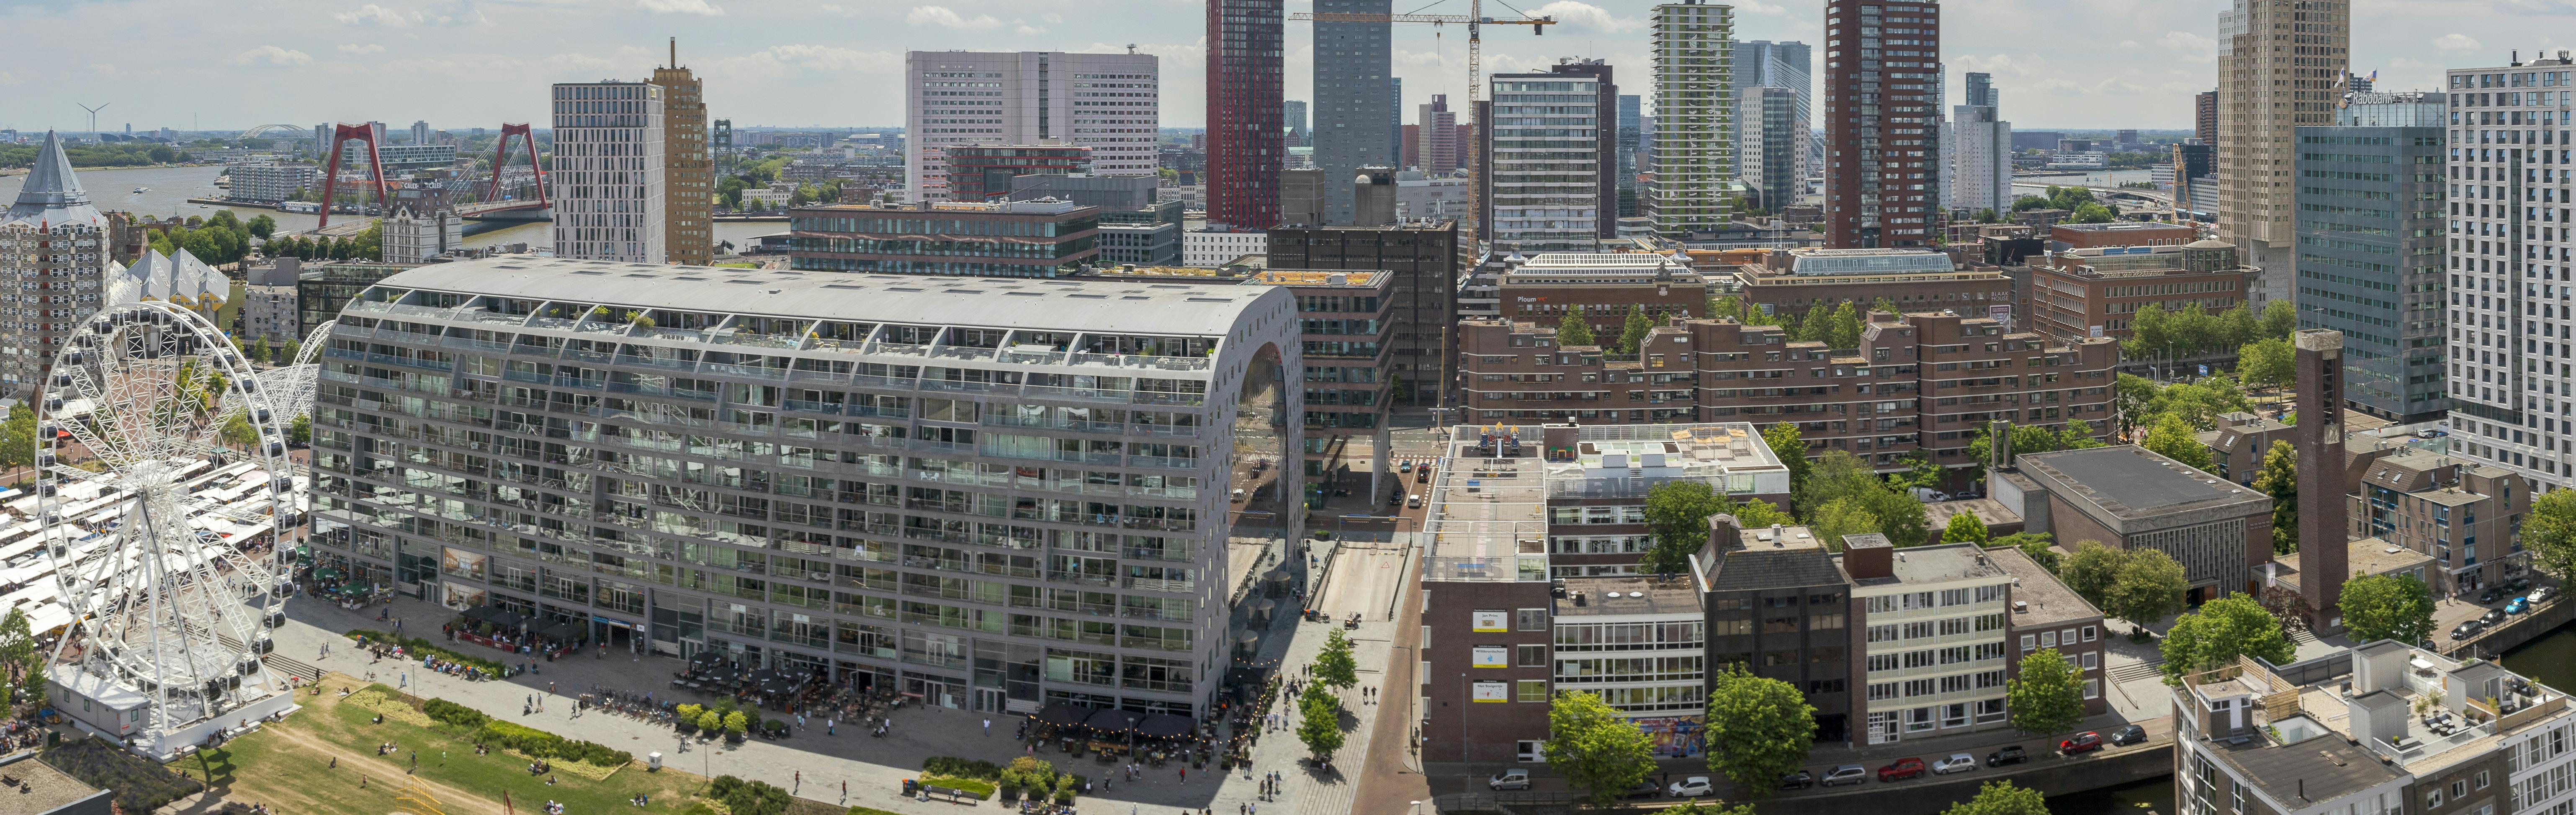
[2294,329,2349,629]
[1842,534,1895,579]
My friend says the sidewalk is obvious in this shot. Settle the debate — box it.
[267,538,1400,815]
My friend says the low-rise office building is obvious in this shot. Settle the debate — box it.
[312,256,1305,717]
[2197,411,2295,487]
[1734,248,2012,324]
[2351,449,2532,595]
[1266,222,1461,407]
[2028,239,2254,344]
[1184,227,1265,267]
[788,200,1100,278]
[1697,517,1860,743]
[1844,535,2017,744]
[2004,445,2273,602]
[1492,252,1706,336]
[1989,546,2108,717]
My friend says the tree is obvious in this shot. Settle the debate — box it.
[278,339,301,365]
[2059,540,2123,609]
[1763,423,1812,496]
[1796,451,1929,547]
[1542,690,1657,805]
[1997,532,2059,572]
[250,337,271,365]
[289,413,313,445]
[2251,441,2297,553]
[2236,337,2294,391]
[1975,208,2002,224]
[722,710,749,735]
[1723,497,1796,529]
[1295,682,1345,761]
[0,405,34,474]
[0,607,34,711]
[1642,480,1730,576]
[1944,781,2051,815]
[2070,202,2115,224]
[2102,548,2187,629]
[2339,573,2436,645]
[1313,628,1359,692]
[2160,593,2296,685]
[1556,311,1596,347]
[2259,299,2299,339]
[1618,304,1655,354]
[246,214,277,239]
[1797,301,1835,344]
[2006,648,2085,736]
[1702,665,1814,802]
[1808,497,1882,550]
[697,710,721,732]
[1943,512,1991,545]
[1826,300,1865,349]
[2143,414,2215,473]
[2218,301,2259,349]
[2528,488,2576,584]
[2111,373,2160,440]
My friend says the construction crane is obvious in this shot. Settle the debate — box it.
[1290,2,1554,244]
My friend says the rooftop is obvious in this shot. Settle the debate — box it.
[2182,641,2570,795]
[2269,539,2437,590]
[1553,576,1701,617]
[2018,445,2265,521]
[1421,425,1551,581]
[1778,247,1956,276]
[2054,221,2195,232]
[363,257,1283,339]
[796,199,1094,216]
[3,752,106,813]
[1547,423,1786,499]
[1700,523,1848,594]
[1989,546,2102,627]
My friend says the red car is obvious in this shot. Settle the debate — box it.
[1878,757,1926,781]
[2060,732,2103,755]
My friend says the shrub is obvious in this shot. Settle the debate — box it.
[422,697,488,728]
[677,703,703,721]
[39,738,204,812]
[922,777,996,800]
[923,756,1004,780]
[345,629,507,677]
[710,775,792,815]
[476,719,632,767]
[723,710,749,735]
[698,711,722,732]
[764,718,786,733]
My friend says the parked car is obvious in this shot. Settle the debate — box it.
[2512,576,2535,592]
[1669,776,1715,798]
[1621,780,1661,800]
[1909,487,1951,502]
[2482,586,2507,604]
[1879,757,1927,781]
[2533,586,2556,605]
[2109,725,2149,746]
[1406,494,1422,508]
[2483,608,2509,626]
[2061,732,2104,755]
[1821,764,1869,787]
[2454,619,2487,639]
[2508,597,2532,615]
[1780,770,1816,790]
[1488,769,1530,791]
[1985,745,2028,767]
[1932,754,1978,775]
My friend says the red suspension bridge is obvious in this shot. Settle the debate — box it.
[309,121,551,236]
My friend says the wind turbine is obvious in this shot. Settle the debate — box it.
[80,103,110,139]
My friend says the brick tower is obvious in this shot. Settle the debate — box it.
[2294,329,2348,629]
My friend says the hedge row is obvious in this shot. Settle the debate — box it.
[423,697,489,728]
[921,756,1002,780]
[479,719,632,767]
[345,629,510,676]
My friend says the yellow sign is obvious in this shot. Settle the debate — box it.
[1472,646,1508,668]
[1471,681,1510,702]
[1471,610,1509,632]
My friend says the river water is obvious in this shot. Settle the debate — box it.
[2013,168,2157,188]
[0,164,784,252]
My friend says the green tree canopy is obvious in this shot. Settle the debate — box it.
[1642,480,1730,576]
[2143,414,2215,472]
[2339,573,2436,645]
[1795,451,1929,547]
[1826,300,1865,349]
[2006,648,2085,736]
[0,405,34,473]
[1543,690,1658,805]
[1295,682,1346,761]
[1764,423,1813,495]
[1997,532,2059,572]
[1944,781,2052,815]
[1702,665,1815,802]
[1618,304,1655,354]
[2237,337,2295,391]
[2070,202,2115,224]
[1556,311,1597,347]
[2529,488,2576,584]
[1313,628,1359,692]
[1808,497,1883,550]
[2252,440,2297,553]
[2059,540,2123,609]
[2259,299,2299,339]
[1943,512,1991,545]
[2160,593,2296,684]
[2103,548,2188,629]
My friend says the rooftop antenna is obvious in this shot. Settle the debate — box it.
[1127,43,1139,54]
[79,103,109,138]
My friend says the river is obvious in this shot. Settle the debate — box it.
[0,164,785,253]
[2013,168,2157,188]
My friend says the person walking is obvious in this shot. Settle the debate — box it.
[983,718,991,736]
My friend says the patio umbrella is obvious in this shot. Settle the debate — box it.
[690,650,725,668]
[461,606,500,622]
[1083,708,1142,735]
[488,611,527,629]
[1136,714,1194,739]
[1035,702,1090,728]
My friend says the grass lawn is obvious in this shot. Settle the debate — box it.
[171,672,708,815]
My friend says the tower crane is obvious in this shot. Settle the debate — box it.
[1289,1,1554,242]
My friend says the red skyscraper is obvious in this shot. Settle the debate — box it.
[1823,0,1939,249]
[1206,0,1283,230]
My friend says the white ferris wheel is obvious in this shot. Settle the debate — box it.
[34,301,294,738]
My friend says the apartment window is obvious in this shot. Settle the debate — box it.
[1517,644,1549,668]
[1517,608,1549,631]
[2452,780,2468,799]
[2428,789,2445,808]
[1517,740,1544,762]
[2041,632,2058,648]
[2061,627,2078,644]
[2082,652,2100,670]
[2020,635,2036,651]
[2231,779,2247,815]
[2082,625,2097,642]
[1516,680,1549,702]
[2476,770,2489,790]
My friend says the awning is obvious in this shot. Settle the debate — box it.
[1083,708,1143,734]
[1135,713,1194,739]
[1034,702,1091,728]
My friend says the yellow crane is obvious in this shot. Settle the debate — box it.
[1289,2,1555,242]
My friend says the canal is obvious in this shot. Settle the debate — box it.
[2048,774,2176,815]
[0,164,785,252]
[2502,618,2576,692]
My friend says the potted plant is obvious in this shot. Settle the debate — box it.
[723,711,749,743]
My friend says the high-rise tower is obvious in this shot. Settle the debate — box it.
[654,38,713,266]
[2441,54,2576,486]
[904,51,1160,204]
[1823,0,1940,249]
[2216,0,2348,303]
[1207,0,1284,230]
[550,80,665,263]
[1647,0,1737,238]
[1313,0,1393,225]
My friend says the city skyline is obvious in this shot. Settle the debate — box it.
[0,0,2555,133]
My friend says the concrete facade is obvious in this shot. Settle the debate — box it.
[1646,1,1737,238]
[904,51,1160,205]
[2214,0,2348,305]
[550,80,666,263]
[2442,58,2576,486]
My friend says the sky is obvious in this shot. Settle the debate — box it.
[0,0,2568,135]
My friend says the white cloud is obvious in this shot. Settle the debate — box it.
[87,63,119,77]
[2158,31,2216,62]
[332,2,485,28]
[1528,2,1642,33]
[908,5,1001,29]
[230,46,314,67]
[2433,33,2484,54]
[637,0,725,16]
[335,4,416,26]
[1017,25,1046,35]
[744,44,901,73]
[1737,0,1788,14]
[339,43,387,55]
[1043,13,1064,24]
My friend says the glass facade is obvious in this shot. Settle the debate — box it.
[2291,125,2448,422]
